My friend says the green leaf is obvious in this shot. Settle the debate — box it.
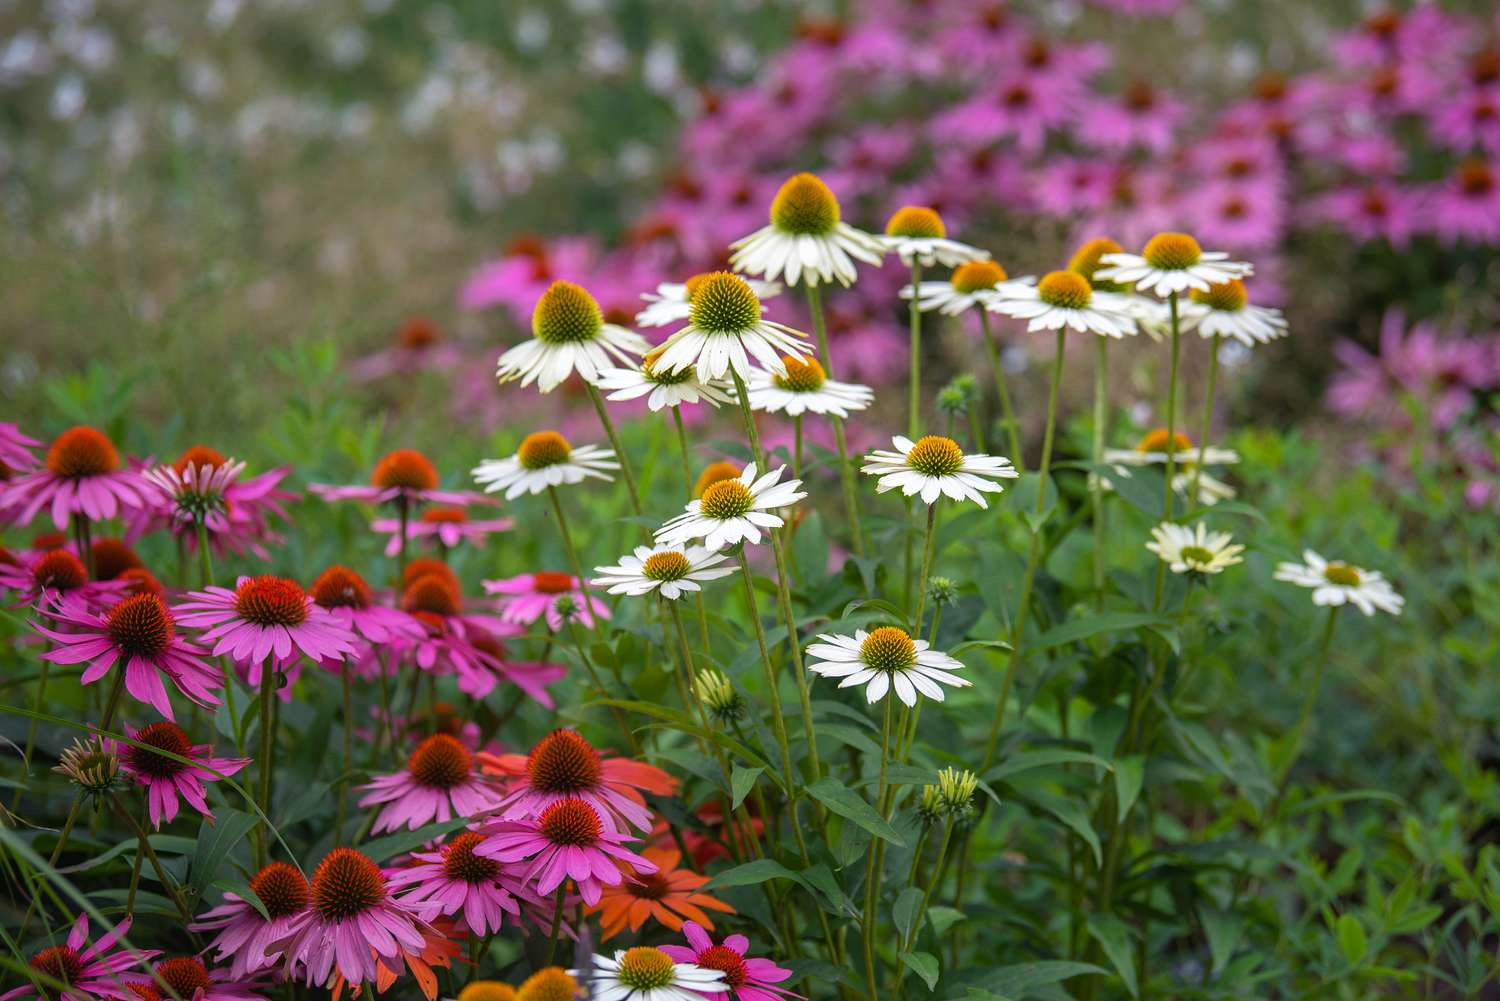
[1086,914,1139,997]
[1199,906,1242,977]
[1335,913,1367,966]
[806,778,906,847]
[800,863,857,916]
[360,818,467,862]
[1114,755,1146,824]
[812,723,881,756]
[894,887,923,941]
[1027,792,1101,866]
[1032,613,1173,653]
[1182,499,1268,526]
[900,951,940,990]
[969,961,1108,996]
[986,750,1112,784]
[792,511,830,583]
[706,859,803,890]
[730,766,762,810]
[188,808,258,893]
[928,906,965,935]
[212,877,268,920]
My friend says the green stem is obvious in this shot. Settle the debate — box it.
[907,260,924,439]
[1189,332,1221,512]
[566,619,639,755]
[115,799,193,922]
[1276,607,1340,788]
[979,310,1024,471]
[195,519,215,590]
[335,667,353,842]
[967,401,985,452]
[980,327,1066,772]
[1152,292,1183,611]
[257,659,277,865]
[396,497,410,594]
[911,501,939,635]
[804,282,867,557]
[544,885,567,967]
[547,485,605,637]
[1091,335,1109,603]
[863,695,897,999]
[736,551,798,800]
[72,513,94,580]
[672,404,694,499]
[587,382,649,538]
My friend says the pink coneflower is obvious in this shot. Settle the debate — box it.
[143,957,269,1001]
[142,455,246,533]
[480,728,678,834]
[1079,82,1187,154]
[357,733,504,834]
[1428,87,1500,156]
[309,566,424,648]
[395,574,564,704]
[309,449,486,508]
[0,422,41,474]
[175,575,358,670]
[1428,158,1500,245]
[128,447,298,561]
[34,593,222,720]
[281,848,440,989]
[1,549,128,613]
[371,506,514,557]
[2,915,157,1001]
[483,571,610,632]
[118,721,248,828]
[660,921,801,1001]
[1313,181,1420,247]
[191,861,311,979]
[1188,182,1284,252]
[349,317,464,382]
[459,235,596,321]
[0,426,151,531]
[383,831,545,936]
[474,797,657,906]
[930,73,1073,154]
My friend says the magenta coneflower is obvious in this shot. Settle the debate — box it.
[141,456,246,533]
[309,566,425,647]
[0,422,41,475]
[1429,158,1500,245]
[474,797,657,906]
[357,733,504,834]
[143,957,270,1001]
[1,549,128,614]
[34,593,222,721]
[383,831,541,936]
[309,449,485,508]
[483,571,610,632]
[175,576,358,670]
[370,506,514,556]
[0,426,150,530]
[191,861,311,979]
[479,728,678,834]
[1,914,157,1001]
[118,721,248,828]
[281,848,439,988]
[660,921,801,1001]
[349,316,464,383]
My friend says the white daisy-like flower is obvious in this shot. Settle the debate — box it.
[1274,550,1404,616]
[594,349,735,412]
[496,280,650,392]
[1095,231,1253,298]
[729,172,885,288]
[1179,278,1288,347]
[902,260,1033,317]
[651,271,814,381]
[576,946,725,1001]
[987,270,1138,339]
[635,274,783,328]
[877,205,991,268]
[806,626,971,707]
[592,545,735,600]
[1101,428,1239,505]
[471,430,617,500]
[746,354,873,418]
[1145,521,1245,575]
[861,434,1018,508]
[655,462,806,552]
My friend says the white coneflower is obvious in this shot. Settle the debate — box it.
[594,348,735,412]
[143,456,245,528]
[729,172,884,287]
[903,259,1031,316]
[805,626,971,707]
[495,280,650,392]
[1179,279,1288,346]
[861,434,1018,508]
[655,463,806,552]
[471,431,617,499]
[745,354,873,418]
[877,205,990,268]
[1274,551,1404,616]
[1095,231,1253,297]
[635,273,783,328]
[987,269,1137,339]
[591,545,734,600]
[576,946,726,1001]
[1145,521,1245,575]
[1101,428,1239,505]
[651,272,813,381]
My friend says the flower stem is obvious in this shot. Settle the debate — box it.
[862,695,897,999]
[911,501,939,635]
[257,659,277,865]
[735,550,798,799]
[979,310,1024,472]
[72,513,94,579]
[981,327,1066,772]
[396,496,410,594]
[335,667,352,842]
[1190,332,1222,512]
[546,485,605,637]
[672,404,694,498]
[967,400,985,452]
[1092,335,1109,604]
[566,618,638,755]
[1276,606,1340,789]
[115,799,193,922]
[1152,292,1183,612]
[586,382,649,539]
[543,885,567,967]
[893,819,955,993]
[907,261,924,440]
[804,282,867,557]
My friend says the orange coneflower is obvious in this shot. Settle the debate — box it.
[591,845,735,940]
